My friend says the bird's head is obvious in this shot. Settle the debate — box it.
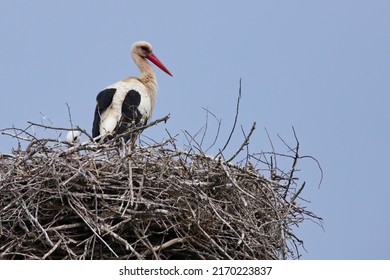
[131,41,173,76]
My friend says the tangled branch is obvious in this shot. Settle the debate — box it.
[0,82,322,259]
[0,118,321,260]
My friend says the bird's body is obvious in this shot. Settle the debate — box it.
[92,41,172,144]
[93,79,154,142]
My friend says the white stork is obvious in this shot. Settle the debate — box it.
[92,41,172,146]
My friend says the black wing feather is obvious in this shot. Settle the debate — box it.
[117,90,147,141]
[92,88,116,138]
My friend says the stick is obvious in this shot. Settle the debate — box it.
[43,239,62,260]
[226,122,256,162]
[216,78,242,158]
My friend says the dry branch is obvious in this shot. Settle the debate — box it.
[0,115,321,260]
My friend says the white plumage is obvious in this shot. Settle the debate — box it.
[99,80,151,137]
[66,130,81,144]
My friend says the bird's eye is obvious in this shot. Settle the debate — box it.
[140,46,149,52]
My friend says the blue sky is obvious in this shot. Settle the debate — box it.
[1,1,389,259]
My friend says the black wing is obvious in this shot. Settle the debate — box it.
[92,88,116,138]
[117,89,147,141]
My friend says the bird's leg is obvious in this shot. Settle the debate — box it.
[128,133,138,153]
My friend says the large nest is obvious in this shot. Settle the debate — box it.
[0,116,321,260]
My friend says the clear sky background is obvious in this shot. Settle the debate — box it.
[1,1,389,259]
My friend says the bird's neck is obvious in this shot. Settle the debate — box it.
[133,54,158,109]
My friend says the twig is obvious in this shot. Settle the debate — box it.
[290,182,306,203]
[68,198,119,258]
[18,197,54,247]
[197,225,233,260]
[66,103,75,130]
[125,144,134,211]
[215,78,242,158]
[226,122,256,163]
[141,237,184,258]
[101,224,143,259]
[265,127,277,179]
[201,107,222,153]
[283,127,300,198]
[43,239,62,260]
[115,114,171,141]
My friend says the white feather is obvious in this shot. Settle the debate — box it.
[66,130,81,143]
[99,79,152,136]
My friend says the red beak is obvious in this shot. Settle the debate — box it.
[146,52,173,76]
